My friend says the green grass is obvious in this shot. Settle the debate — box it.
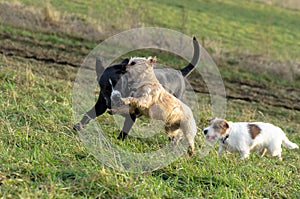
[1,53,299,198]
[2,0,299,87]
[15,0,300,61]
[0,24,95,49]
[0,0,300,198]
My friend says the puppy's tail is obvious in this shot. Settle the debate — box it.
[180,36,200,77]
[282,134,299,149]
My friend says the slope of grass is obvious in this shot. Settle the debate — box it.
[1,0,299,86]
[0,0,299,198]
[14,0,300,61]
[0,54,299,198]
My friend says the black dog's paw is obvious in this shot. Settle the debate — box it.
[73,123,84,131]
[117,131,128,141]
[107,109,113,115]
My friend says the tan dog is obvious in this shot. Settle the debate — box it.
[120,56,197,155]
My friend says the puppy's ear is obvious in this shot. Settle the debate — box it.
[222,120,229,129]
[207,117,215,123]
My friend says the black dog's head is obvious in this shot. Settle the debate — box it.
[96,57,129,81]
[97,58,130,109]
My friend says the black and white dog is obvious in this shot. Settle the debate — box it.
[74,37,200,140]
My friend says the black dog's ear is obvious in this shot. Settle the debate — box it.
[120,58,130,71]
[121,58,130,65]
[96,56,105,78]
[119,58,130,71]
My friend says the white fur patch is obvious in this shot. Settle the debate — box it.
[128,57,147,65]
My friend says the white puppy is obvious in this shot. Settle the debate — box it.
[203,118,298,160]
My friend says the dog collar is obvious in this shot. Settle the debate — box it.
[221,134,229,144]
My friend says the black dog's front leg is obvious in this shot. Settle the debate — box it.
[117,113,137,140]
[73,93,107,131]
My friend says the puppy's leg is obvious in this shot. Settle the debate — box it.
[239,149,250,159]
[117,113,137,140]
[218,144,224,155]
[268,139,283,161]
[270,148,283,161]
[260,148,267,157]
[74,93,107,131]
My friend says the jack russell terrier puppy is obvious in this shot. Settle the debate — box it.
[203,118,298,160]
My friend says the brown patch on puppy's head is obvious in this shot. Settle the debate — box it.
[212,118,229,135]
[248,124,261,139]
[203,118,230,142]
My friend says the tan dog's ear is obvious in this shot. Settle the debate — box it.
[151,56,157,64]
[147,56,156,66]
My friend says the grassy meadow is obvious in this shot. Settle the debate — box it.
[0,0,299,198]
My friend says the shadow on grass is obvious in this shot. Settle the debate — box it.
[152,170,230,188]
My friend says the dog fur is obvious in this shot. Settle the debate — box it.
[73,37,200,141]
[203,118,299,160]
[120,56,197,155]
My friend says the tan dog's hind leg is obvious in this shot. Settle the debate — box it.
[169,129,183,146]
[186,135,195,156]
[181,119,196,156]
